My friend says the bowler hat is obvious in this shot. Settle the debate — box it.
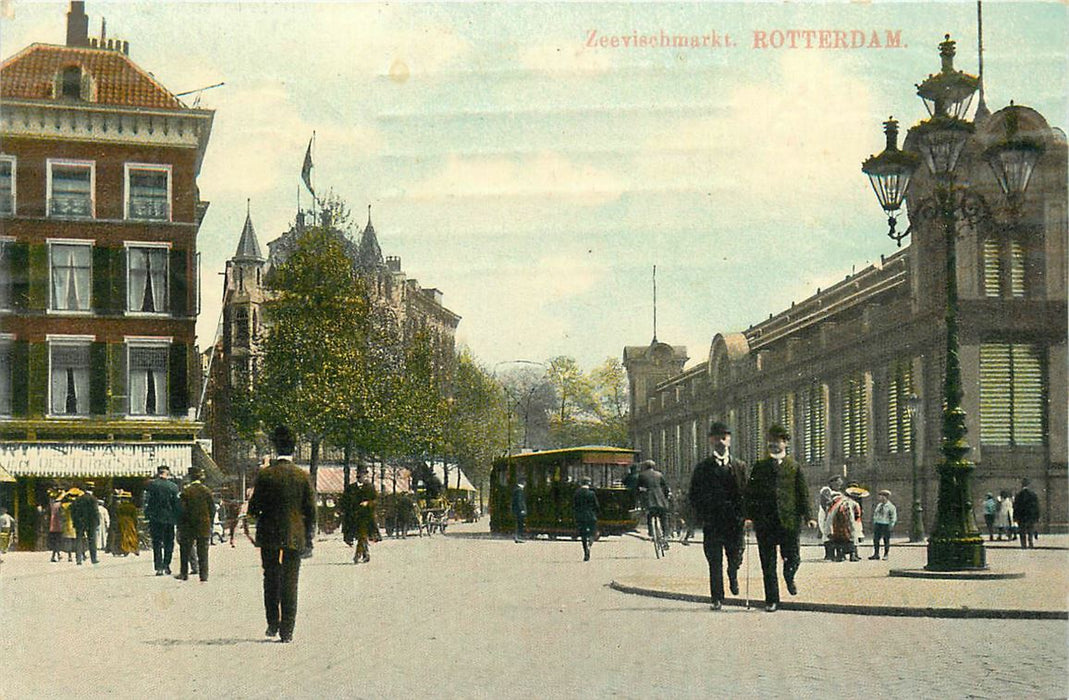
[708,421,731,436]
[767,424,791,441]
[156,465,170,474]
[188,466,205,479]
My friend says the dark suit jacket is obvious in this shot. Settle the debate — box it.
[144,477,180,525]
[636,468,671,511]
[1014,487,1040,525]
[71,492,100,530]
[572,486,600,527]
[745,456,811,534]
[178,481,215,539]
[689,456,746,535]
[248,458,316,551]
[511,485,527,518]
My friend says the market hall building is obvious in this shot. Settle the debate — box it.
[625,91,1066,533]
[0,3,214,548]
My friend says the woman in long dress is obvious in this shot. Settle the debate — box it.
[115,494,140,556]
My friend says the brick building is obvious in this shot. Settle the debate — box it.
[626,54,1066,532]
[0,3,214,546]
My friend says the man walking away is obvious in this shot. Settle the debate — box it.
[71,483,100,565]
[177,466,215,581]
[144,465,180,575]
[248,426,316,643]
[511,481,527,543]
[573,476,600,561]
[869,490,897,560]
[744,424,816,612]
[1014,478,1041,549]
[688,422,747,610]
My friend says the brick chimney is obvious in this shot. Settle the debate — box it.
[66,1,90,47]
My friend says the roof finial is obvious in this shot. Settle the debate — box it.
[246,197,251,217]
[652,264,658,344]
[367,204,372,227]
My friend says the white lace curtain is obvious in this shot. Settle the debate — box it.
[128,247,167,313]
[50,244,91,311]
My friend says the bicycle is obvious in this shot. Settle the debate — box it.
[650,510,668,559]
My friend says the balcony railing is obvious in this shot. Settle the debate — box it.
[49,195,93,218]
[128,198,170,221]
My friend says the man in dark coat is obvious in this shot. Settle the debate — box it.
[71,483,100,565]
[689,422,747,609]
[511,481,527,543]
[573,476,600,561]
[744,424,815,612]
[144,465,180,576]
[340,468,378,564]
[636,460,671,546]
[1014,477,1041,549]
[248,426,316,643]
[176,466,215,582]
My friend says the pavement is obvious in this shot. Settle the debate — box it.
[609,531,1069,619]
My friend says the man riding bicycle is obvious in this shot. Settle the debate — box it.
[636,460,671,550]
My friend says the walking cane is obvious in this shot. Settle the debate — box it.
[744,525,751,610]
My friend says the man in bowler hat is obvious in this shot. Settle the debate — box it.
[745,424,815,612]
[248,426,316,643]
[176,465,215,581]
[144,465,180,575]
[688,422,747,610]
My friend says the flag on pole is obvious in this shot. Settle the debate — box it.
[300,136,315,199]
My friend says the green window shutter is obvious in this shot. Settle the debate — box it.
[169,248,188,318]
[27,342,48,417]
[112,246,126,314]
[980,344,1013,446]
[9,242,29,311]
[92,246,111,314]
[10,341,29,416]
[111,343,127,415]
[982,239,1001,298]
[1010,242,1026,299]
[90,341,108,415]
[28,243,48,310]
[169,343,189,416]
[1011,344,1045,445]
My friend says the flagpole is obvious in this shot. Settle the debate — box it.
[311,130,317,221]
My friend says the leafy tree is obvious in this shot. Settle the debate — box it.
[589,357,630,446]
[498,364,554,451]
[251,225,369,500]
[444,348,507,497]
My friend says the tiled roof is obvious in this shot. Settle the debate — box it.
[0,43,184,110]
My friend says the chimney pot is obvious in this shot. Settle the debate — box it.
[66,1,90,47]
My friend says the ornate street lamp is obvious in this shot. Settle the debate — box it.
[862,35,1044,571]
[905,393,924,542]
[862,118,919,244]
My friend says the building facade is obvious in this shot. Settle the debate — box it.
[626,104,1067,531]
[0,3,214,547]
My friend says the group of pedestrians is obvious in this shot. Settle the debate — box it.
[983,481,1041,547]
[45,484,108,565]
[144,464,216,581]
[688,422,816,613]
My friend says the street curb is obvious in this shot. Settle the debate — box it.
[607,580,1069,620]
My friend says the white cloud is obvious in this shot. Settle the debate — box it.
[402,151,626,205]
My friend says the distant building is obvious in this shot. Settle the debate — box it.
[626,104,1067,530]
[202,205,461,483]
[0,2,215,546]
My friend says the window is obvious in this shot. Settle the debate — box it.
[50,340,91,416]
[841,373,869,459]
[1010,242,1026,298]
[746,402,763,464]
[49,241,92,312]
[128,342,170,417]
[126,245,169,313]
[0,156,14,215]
[125,164,171,221]
[234,307,249,345]
[60,66,82,99]
[887,360,914,454]
[0,339,11,416]
[983,239,1000,298]
[48,160,94,218]
[801,384,826,465]
[980,344,1045,446]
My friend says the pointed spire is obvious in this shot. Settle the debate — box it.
[974,0,991,121]
[233,199,264,262]
[356,204,384,270]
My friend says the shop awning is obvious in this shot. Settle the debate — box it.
[0,443,192,478]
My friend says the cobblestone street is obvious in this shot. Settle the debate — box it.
[3,524,1065,698]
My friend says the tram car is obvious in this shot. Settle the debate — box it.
[489,446,639,538]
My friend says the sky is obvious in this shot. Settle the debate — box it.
[2,1,1066,372]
